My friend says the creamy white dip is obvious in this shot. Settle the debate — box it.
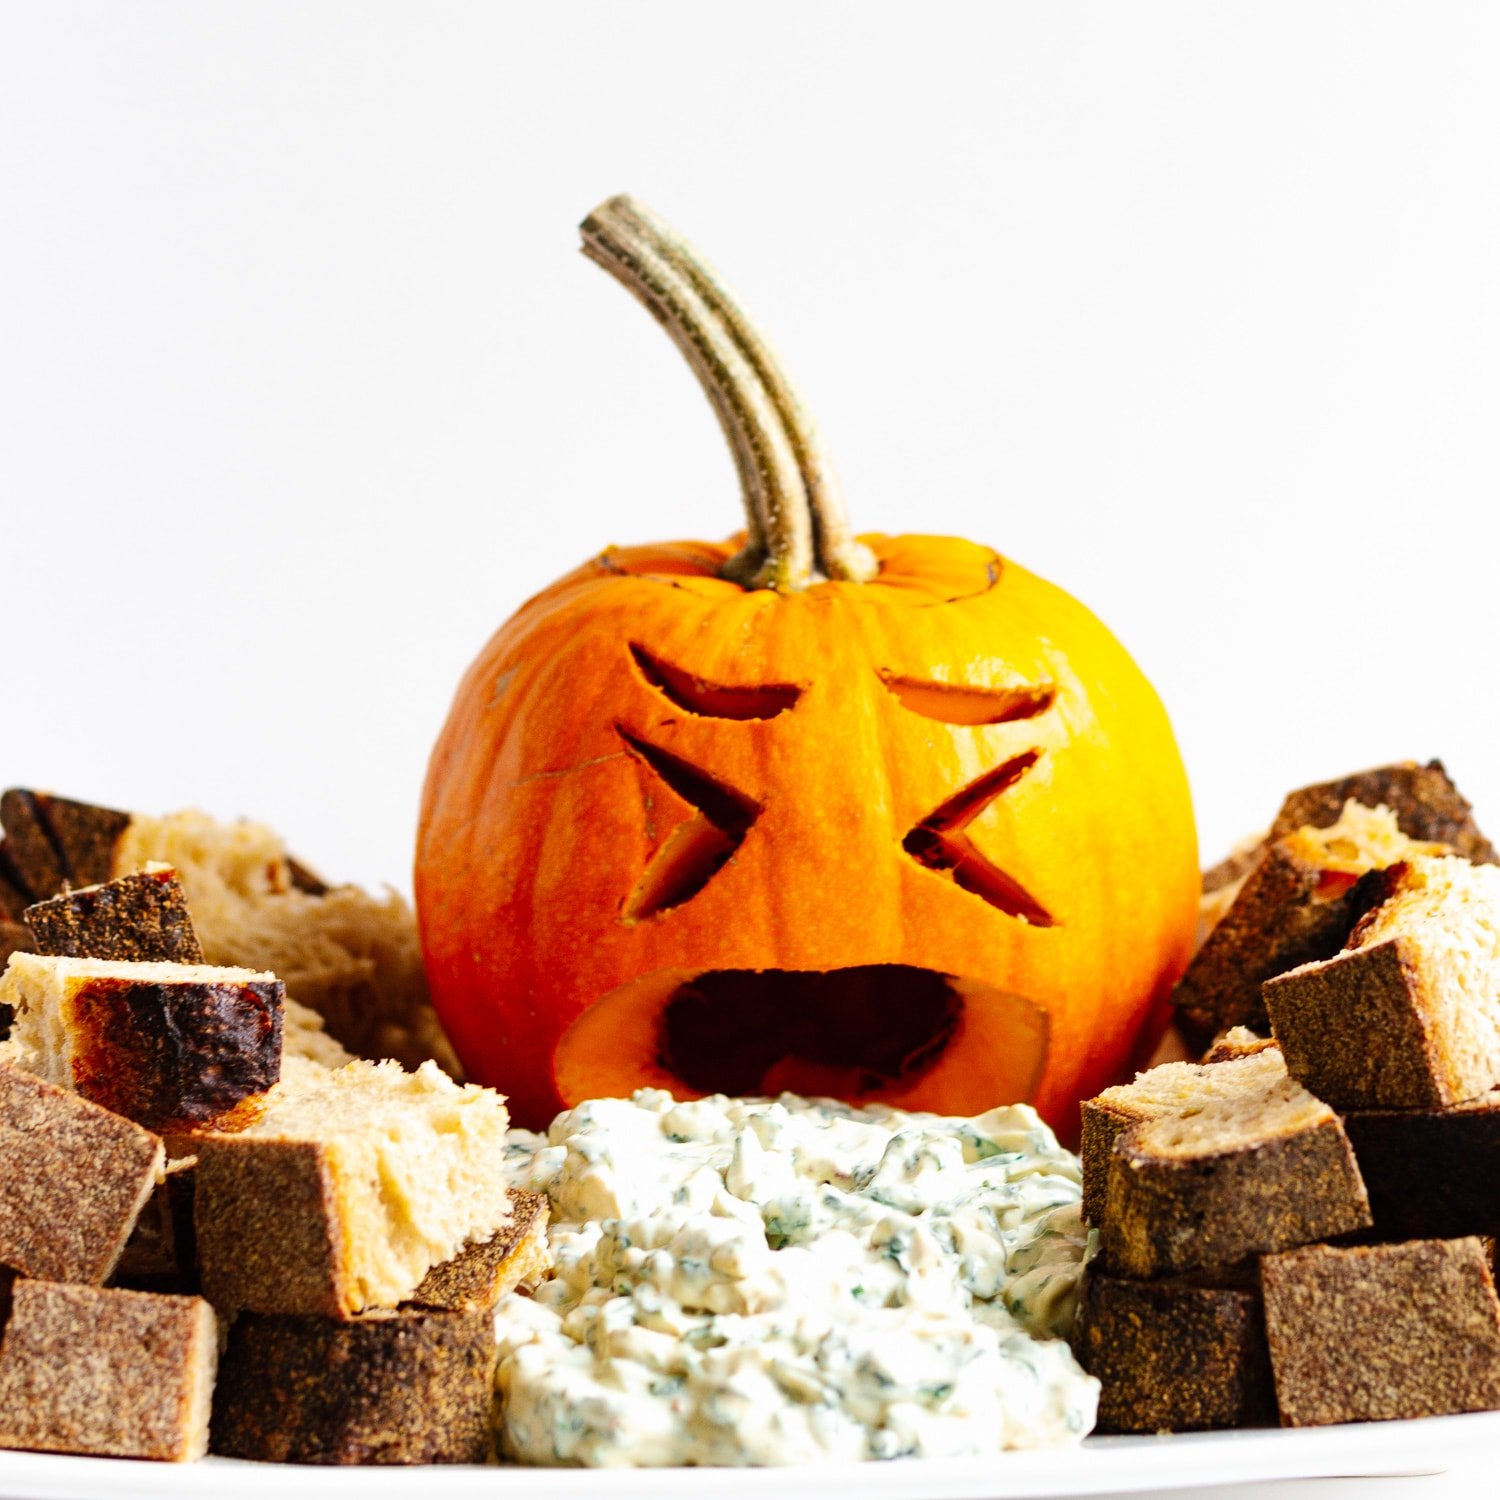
[494,1090,1098,1466]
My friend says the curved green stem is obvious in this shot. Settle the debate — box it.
[580,195,876,591]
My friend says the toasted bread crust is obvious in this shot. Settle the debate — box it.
[72,973,283,1133]
[0,1281,217,1461]
[1264,934,1457,1110]
[1269,760,1496,863]
[1080,1100,1135,1226]
[1075,1266,1274,1432]
[0,1063,163,1284]
[1344,1094,1500,1241]
[1174,837,1386,1038]
[112,1156,199,1294]
[1102,1118,1371,1278]
[211,1308,496,1464]
[409,1191,550,1313]
[25,868,204,964]
[1261,1238,1500,1425]
[194,1136,349,1316]
[0,789,131,898]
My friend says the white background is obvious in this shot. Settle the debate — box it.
[2,0,1497,901]
[2,8,1499,1494]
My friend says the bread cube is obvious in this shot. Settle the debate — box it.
[1,951,283,1133]
[0,1062,162,1284]
[1265,855,1500,1109]
[0,1280,216,1460]
[1261,1238,1500,1425]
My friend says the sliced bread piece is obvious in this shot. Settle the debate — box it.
[111,1155,198,1294]
[1099,1049,1370,1278]
[0,1063,164,1283]
[211,1306,495,1465]
[1082,1043,1285,1225]
[0,791,457,1075]
[24,865,203,963]
[1075,1264,1274,1433]
[1343,1092,1500,1241]
[1268,759,1497,862]
[0,789,132,898]
[1175,801,1448,1037]
[0,1280,216,1461]
[1,951,283,1133]
[1261,1237,1500,1425]
[1201,1026,1278,1064]
[194,1059,512,1317]
[408,1190,550,1313]
[1265,854,1500,1109]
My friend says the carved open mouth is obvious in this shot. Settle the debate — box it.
[554,964,1050,1114]
[660,965,960,1098]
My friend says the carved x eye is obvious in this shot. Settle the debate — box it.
[903,751,1053,925]
[617,726,761,921]
[879,672,1055,727]
[631,644,800,720]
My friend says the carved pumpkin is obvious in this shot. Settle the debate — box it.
[416,196,1198,1134]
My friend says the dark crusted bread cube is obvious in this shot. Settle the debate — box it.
[1099,1048,1370,1278]
[1344,1092,1500,1241]
[0,1279,217,1460]
[1,952,283,1134]
[25,865,204,964]
[1075,1264,1274,1433]
[1261,1238,1500,1426]
[1175,802,1447,1038]
[1083,1043,1290,1226]
[0,788,457,1076]
[0,1063,163,1283]
[211,1306,496,1464]
[111,1155,198,1294]
[0,789,132,900]
[1265,855,1500,1110]
[1268,759,1497,863]
[408,1189,550,1313]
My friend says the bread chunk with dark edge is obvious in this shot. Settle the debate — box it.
[0,1063,164,1283]
[25,865,204,964]
[1265,855,1500,1110]
[1261,1237,1500,1426]
[1201,1026,1278,1064]
[1075,1264,1273,1433]
[1268,759,1497,863]
[1083,1044,1290,1227]
[408,1190,551,1313]
[1175,802,1449,1038]
[0,789,133,899]
[211,1307,496,1464]
[111,1156,199,1294]
[1,952,283,1134]
[1099,1051,1370,1278]
[1343,1093,1500,1241]
[0,1279,216,1460]
[0,788,457,1076]
[194,1059,513,1318]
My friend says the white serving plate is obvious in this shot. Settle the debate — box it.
[0,1411,1494,1500]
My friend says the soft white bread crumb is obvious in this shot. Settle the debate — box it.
[1347,855,1500,1095]
[281,996,355,1069]
[196,1059,512,1315]
[110,809,457,1076]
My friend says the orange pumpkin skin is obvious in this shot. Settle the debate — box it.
[415,531,1198,1136]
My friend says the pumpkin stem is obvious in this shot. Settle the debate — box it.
[581,195,877,591]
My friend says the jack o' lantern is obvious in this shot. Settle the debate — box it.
[415,195,1198,1135]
